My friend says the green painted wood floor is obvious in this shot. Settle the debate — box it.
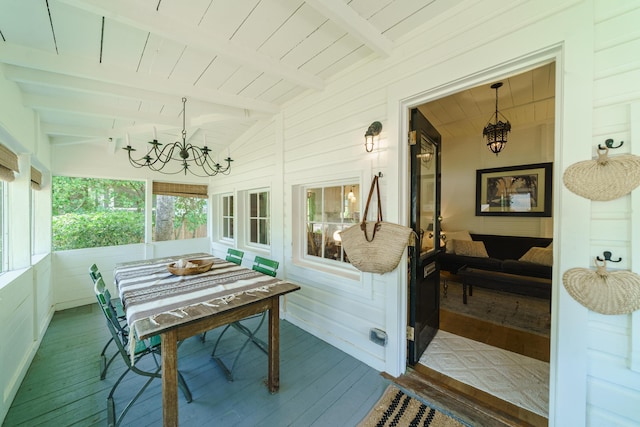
[3,304,388,426]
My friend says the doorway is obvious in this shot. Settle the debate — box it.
[405,62,555,419]
[407,108,442,366]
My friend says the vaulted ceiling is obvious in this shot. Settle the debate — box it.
[0,1,555,158]
[0,0,464,155]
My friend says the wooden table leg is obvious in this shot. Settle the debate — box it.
[463,282,470,304]
[161,329,179,427]
[267,297,280,393]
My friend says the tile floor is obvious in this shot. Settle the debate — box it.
[419,330,549,418]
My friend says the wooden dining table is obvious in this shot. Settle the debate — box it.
[114,252,300,426]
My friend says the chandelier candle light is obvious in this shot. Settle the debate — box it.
[482,82,511,155]
[123,97,233,177]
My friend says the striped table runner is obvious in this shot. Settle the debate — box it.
[114,253,283,346]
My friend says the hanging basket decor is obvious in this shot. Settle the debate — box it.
[562,147,640,201]
[340,175,413,274]
[562,259,640,315]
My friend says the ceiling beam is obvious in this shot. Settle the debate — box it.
[58,0,324,91]
[305,0,393,58]
[0,42,280,114]
[23,94,183,125]
[4,65,257,119]
[42,123,109,138]
[26,93,261,130]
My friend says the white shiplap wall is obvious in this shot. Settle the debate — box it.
[16,0,634,424]
[208,0,640,424]
[584,2,640,425]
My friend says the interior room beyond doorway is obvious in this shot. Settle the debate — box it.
[410,61,556,419]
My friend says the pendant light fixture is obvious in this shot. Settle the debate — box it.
[123,97,233,177]
[482,82,511,155]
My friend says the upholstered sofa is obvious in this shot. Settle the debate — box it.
[439,232,553,300]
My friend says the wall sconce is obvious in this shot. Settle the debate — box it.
[416,141,435,166]
[364,121,382,152]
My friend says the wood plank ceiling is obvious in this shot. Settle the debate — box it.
[418,62,555,141]
[0,0,553,156]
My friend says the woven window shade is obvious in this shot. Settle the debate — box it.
[0,144,18,182]
[0,165,15,182]
[152,182,208,198]
[31,167,42,190]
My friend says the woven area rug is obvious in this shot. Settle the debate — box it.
[358,385,466,427]
[440,279,550,336]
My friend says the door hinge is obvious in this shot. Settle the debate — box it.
[407,326,415,341]
[408,130,417,145]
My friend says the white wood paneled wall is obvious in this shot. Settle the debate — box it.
[583,2,640,424]
[0,0,637,425]
[210,0,640,425]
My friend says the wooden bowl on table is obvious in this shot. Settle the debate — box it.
[167,259,214,276]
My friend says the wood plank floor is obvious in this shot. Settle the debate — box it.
[2,304,388,427]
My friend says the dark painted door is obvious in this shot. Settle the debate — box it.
[408,108,442,366]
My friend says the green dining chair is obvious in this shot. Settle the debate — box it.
[90,265,126,379]
[251,256,279,277]
[89,265,125,319]
[94,278,192,426]
[225,248,244,265]
[210,256,279,381]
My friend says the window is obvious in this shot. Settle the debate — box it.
[52,177,145,250]
[249,190,270,245]
[152,182,208,242]
[305,183,360,264]
[0,143,18,270]
[31,167,42,256]
[222,195,234,240]
[0,181,5,272]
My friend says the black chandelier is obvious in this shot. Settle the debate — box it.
[482,82,511,155]
[123,97,233,177]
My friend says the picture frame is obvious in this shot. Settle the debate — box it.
[475,162,552,217]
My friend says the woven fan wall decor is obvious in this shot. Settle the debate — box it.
[562,147,640,201]
[563,259,640,315]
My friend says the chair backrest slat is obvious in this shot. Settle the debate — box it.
[89,264,101,284]
[94,277,126,333]
[252,256,279,277]
[226,248,244,265]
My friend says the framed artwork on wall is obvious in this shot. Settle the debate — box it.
[475,162,552,217]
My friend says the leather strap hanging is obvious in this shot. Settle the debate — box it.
[361,175,383,242]
[339,173,414,274]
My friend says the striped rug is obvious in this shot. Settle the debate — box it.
[359,385,466,427]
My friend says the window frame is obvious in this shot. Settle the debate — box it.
[0,181,6,273]
[221,193,234,242]
[303,181,360,268]
[247,189,270,248]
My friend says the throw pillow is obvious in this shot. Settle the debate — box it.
[520,247,553,266]
[452,240,489,258]
[444,230,472,253]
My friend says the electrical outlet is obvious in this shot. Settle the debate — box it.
[369,328,387,346]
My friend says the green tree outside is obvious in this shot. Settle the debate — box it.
[52,177,208,250]
[52,177,145,250]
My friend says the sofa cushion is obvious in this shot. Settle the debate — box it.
[519,247,553,266]
[470,234,553,259]
[444,230,471,253]
[453,240,489,258]
[502,259,552,279]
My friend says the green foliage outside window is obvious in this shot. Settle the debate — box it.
[152,195,208,241]
[52,177,145,250]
